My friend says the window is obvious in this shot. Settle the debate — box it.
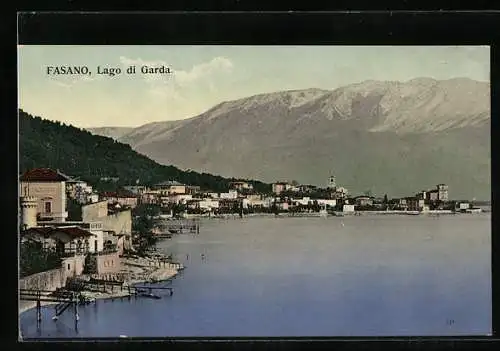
[45,202,52,214]
[95,240,98,252]
[67,264,71,270]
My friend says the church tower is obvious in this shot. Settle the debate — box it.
[328,175,336,189]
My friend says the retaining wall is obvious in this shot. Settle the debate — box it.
[19,267,67,291]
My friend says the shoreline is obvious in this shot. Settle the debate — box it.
[181,210,486,220]
[19,256,182,316]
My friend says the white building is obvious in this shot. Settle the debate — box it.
[169,194,193,204]
[458,202,470,210]
[317,199,337,207]
[219,190,238,199]
[293,197,312,206]
[199,199,220,210]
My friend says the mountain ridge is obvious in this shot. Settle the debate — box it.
[86,78,490,199]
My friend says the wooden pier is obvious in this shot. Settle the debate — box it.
[156,219,200,235]
[19,283,176,332]
[19,288,82,331]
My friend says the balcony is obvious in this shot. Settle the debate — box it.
[56,248,89,258]
[92,249,118,256]
[38,211,69,219]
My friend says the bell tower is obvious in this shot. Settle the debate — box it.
[328,175,336,189]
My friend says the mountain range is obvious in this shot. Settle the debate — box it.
[88,78,491,200]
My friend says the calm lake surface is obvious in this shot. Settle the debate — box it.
[20,214,491,338]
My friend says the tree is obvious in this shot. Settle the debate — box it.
[19,109,272,196]
[67,198,82,221]
[383,194,388,204]
[20,241,62,278]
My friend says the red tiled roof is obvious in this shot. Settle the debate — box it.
[22,226,95,238]
[22,227,54,238]
[102,190,137,198]
[20,168,69,182]
[101,192,118,197]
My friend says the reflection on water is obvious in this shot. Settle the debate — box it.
[20,214,491,338]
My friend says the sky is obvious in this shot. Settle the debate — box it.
[18,45,490,128]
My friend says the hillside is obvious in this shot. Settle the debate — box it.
[18,110,271,193]
[92,78,491,200]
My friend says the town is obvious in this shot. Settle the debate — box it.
[18,167,485,326]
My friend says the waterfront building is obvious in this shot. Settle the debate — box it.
[140,191,161,205]
[317,199,337,207]
[354,196,374,207]
[219,190,238,199]
[406,197,425,211]
[416,190,427,200]
[293,197,312,206]
[437,184,449,201]
[230,181,254,191]
[392,198,408,210]
[100,191,139,209]
[20,168,70,223]
[272,182,292,195]
[153,181,187,195]
[198,198,220,211]
[21,226,96,255]
[458,202,471,210]
[168,194,193,204]
[82,201,133,250]
[428,190,439,201]
[343,204,355,213]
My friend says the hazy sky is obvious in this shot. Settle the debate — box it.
[18,45,490,128]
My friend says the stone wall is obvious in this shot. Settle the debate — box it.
[19,267,67,291]
[61,255,86,278]
[82,201,108,221]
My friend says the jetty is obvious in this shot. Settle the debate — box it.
[156,219,200,235]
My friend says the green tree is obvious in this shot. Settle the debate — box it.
[19,109,272,195]
[67,198,82,221]
[20,241,62,278]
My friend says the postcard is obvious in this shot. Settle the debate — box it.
[17,44,491,339]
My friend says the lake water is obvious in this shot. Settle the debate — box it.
[20,214,492,338]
